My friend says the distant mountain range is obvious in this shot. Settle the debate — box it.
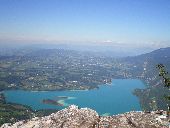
[0,43,157,57]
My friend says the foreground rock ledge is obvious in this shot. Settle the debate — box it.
[1,105,169,128]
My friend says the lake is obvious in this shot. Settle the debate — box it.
[4,79,145,115]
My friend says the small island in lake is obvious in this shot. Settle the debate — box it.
[42,96,72,107]
[42,99,63,106]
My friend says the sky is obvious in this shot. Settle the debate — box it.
[0,0,170,49]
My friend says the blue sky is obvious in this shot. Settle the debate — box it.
[0,0,170,48]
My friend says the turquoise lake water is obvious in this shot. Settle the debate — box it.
[4,79,145,115]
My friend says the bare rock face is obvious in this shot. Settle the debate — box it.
[1,105,99,128]
[99,111,169,128]
[1,105,170,128]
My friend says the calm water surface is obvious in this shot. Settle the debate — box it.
[4,79,145,115]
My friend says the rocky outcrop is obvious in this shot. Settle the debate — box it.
[1,105,169,128]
